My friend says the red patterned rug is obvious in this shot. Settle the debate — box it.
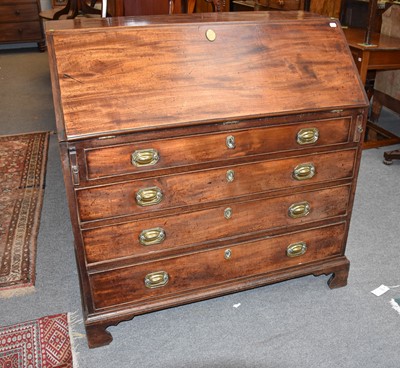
[0,132,50,297]
[0,313,76,368]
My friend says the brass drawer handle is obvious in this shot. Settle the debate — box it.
[293,163,315,181]
[296,128,319,145]
[286,242,307,257]
[144,271,169,289]
[288,201,310,218]
[226,135,236,149]
[136,187,163,207]
[139,227,166,246]
[131,148,159,167]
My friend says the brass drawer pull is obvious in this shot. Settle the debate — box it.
[144,271,169,289]
[136,187,163,207]
[139,227,166,246]
[286,242,307,257]
[131,148,159,167]
[292,163,315,181]
[226,135,236,149]
[296,128,319,145]
[224,248,232,260]
[288,201,310,218]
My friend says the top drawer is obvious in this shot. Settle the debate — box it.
[0,3,39,22]
[83,117,352,181]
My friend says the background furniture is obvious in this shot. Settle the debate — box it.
[0,0,45,51]
[39,0,106,20]
[46,12,368,348]
[369,4,400,163]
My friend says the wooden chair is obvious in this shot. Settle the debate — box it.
[369,4,400,164]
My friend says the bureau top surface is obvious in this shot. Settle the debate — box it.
[46,12,368,141]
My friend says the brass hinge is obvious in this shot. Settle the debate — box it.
[69,146,80,186]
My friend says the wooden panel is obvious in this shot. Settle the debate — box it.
[123,0,181,16]
[84,117,352,180]
[90,222,346,309]
[310,0,342,18]
[0,3,38,22]
[267,0,302,10]
[82,185,350,264]
[45,13,367,140]
[0,21,41,42]
[76,150,355,222]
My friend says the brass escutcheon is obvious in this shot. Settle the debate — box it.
[205,29,216,42]
[226,169,235,183]
[224,248,232,260]
[136,187,163,207]
[296,128,319,145]
[131,148,159,167]
[139,227,166,246]
[292,163,315,181]
[226,135,236,149]
[224,207,232,219]
[144,271,169,289]
[288,201,310,219]
[286,242,307,257]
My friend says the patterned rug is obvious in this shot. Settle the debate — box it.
[0,132,50,297]
[0,313,76,368]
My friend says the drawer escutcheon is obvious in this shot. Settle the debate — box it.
[296,128,319,145]
[226,135,236,149]
[288,201,310,219]
[144,271,169,289]
[131,148,159,167]
[292,163,315,181]
[286,242,307,257]
[136,187,163,207]
[139,227,166,246]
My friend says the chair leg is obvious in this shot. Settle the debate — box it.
[383,149,400,165]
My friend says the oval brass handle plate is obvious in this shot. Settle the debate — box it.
[286,242,307,257]
[136,187,163,207]
[139,227,166,246]
[226,135,236,149]
[292,163,315,181]
[296,128,319,145]
[288,201,310,219]
[131,148,159,167]
[144,271,169,289]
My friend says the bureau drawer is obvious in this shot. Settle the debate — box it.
[83,185,350,264]
[0,21,41,42]
[90,222,346,310]
[77,149,356,222]
[83,118,351,180]
[0,3,39,22]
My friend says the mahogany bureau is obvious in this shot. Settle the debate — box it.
[45,12,369,348]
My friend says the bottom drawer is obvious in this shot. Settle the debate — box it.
[0,21,42,42]
[90,222,346,310]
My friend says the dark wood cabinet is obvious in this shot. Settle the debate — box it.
[0,0,45,50]
[45,12,368,348]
